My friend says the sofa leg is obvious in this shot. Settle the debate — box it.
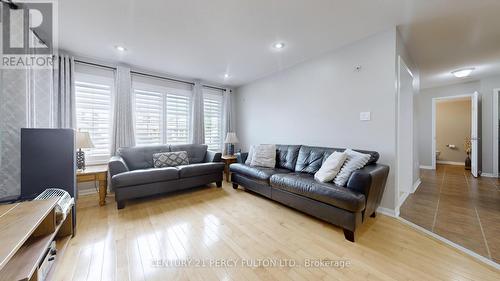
[117,201,125,210]
[232,183,238,189]
[216,181,222,188]
[343,229,355,242]
[370,212,376,218]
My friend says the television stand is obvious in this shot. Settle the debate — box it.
[0,198,74,281]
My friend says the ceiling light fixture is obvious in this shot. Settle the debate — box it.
[452,68,474,78]
[115,45,127,52]
[273,42,285,49]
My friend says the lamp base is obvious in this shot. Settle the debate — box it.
[76,149,86,170]
[227,143,235,155]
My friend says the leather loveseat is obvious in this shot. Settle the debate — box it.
[230,145,389,242]
[108,144,224,209]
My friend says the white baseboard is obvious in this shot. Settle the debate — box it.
[436,160,464,166]
[419,165,433,170]
[412,178,422,193]
[398,217,500,270]
[377,207,398,218]
[481,173,498,178]
[398,192,410,210]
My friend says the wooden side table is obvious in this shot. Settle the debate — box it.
[77,165,108,206]
[221,155,237,182]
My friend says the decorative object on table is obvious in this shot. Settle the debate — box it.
[224,132,239,155]
[76,131,94,170]
[464,136,471,170]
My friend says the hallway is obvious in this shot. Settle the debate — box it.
[400,165,500,263]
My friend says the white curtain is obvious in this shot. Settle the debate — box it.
[52,55,76,128]
[110,65,135,155]
[222,88,234,155]
[190,80,205,144]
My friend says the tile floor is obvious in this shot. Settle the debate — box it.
[400,164,500,263]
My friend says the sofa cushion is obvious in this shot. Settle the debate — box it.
[177,162,225,178]
[250,144,276,168]
[118,145,170,170]
[295,146,380,174]
[229,163,290,183]
[295,146,333,174]
[270,173,366,212]
[276,145,301,170]
[170,144,207,164]
[112,167,179,188]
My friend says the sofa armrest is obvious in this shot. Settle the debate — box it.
[205,150,222,162]
[346,164,389,218]
[236,152,248,164]
[108,156,130,178]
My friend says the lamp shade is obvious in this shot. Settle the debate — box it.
[76,131,95,149]
[224,132,239,144]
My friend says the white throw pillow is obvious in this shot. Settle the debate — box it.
[333,149,371,186]
[314,151,347,182]
[245,145,255,165]
[250,144,276,168]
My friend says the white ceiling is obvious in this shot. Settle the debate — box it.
[58,0,500,88]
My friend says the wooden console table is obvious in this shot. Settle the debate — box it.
[77,165,108,206]
[0,198,74,281]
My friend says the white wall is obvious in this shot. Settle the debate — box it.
[396,28,421,189]
[418,75,500,174]
[235,29,398,210]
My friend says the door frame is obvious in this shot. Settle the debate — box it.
[493,88,500,178]
[431,94,474,170]
[396,56,414,211]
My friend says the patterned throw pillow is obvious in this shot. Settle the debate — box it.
[153,151,189,168]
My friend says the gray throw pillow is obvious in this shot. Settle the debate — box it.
[153,151,189,168]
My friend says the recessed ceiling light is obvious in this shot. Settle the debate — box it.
[273,42,285,49]
[115,45,127,52]
[224,73,230,79]
[452,68,474,78]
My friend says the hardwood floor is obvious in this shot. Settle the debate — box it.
[52,181,499,281]
[400,164,500,264]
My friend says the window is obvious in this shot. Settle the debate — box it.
[75,75,114,164]
[133,82,191,145]
[203,88,223,151]
[134,89,163,145]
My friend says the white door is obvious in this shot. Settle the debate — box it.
[471,92,482,177]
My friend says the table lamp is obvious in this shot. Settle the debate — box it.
[224,132,239,155]
[76,131,94,170]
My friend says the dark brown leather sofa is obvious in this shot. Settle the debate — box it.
[230,145,389,242]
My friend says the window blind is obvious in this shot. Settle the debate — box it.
[133,83,192,146]
[166,93,190,144]
[134,89,163,145]
[75,80,113,163]
[203,90,223,151]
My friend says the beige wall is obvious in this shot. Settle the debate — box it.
[436,99,471,163]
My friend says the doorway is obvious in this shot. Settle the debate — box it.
[431,93,481,177]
